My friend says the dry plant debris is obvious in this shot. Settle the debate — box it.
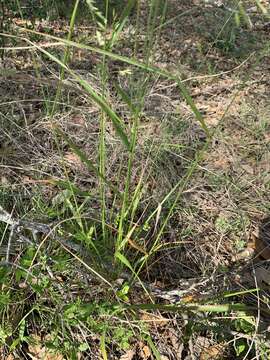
[0,0,270,358]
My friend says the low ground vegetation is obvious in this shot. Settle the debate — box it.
[0,0,270,358]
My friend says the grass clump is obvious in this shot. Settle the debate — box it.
[0,0,270,358]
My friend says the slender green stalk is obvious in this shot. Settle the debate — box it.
[134,0,141,57]
[115,110,139,255]
[49,0,80,117]
[144,0,159,63]
[99,0,110,246]
[116,0,169,257]
[15,0,24,20]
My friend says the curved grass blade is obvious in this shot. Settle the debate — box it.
[115,252,152,300]
[57,128,123,199]
[23,37,130,149]
[15,29,210,137]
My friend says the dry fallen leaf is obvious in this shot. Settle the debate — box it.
[212,157,231,170]
[70,114,86,127]
[138,342,151,359]
[119,348,136,360]
[232,247,255,262]
[6,354,15,360]
[139,312,167,327]
[64,152,84,170]
[28,335,64,360]
[200,344,224,360]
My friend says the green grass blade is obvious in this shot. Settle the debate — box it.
[176,79,211,138]
[57,128,122,198]
[100,331,108,360]
[23,37,131,149]
[146,336,161,360]
[115,251,135,274]
[16,29,210,136]
[115,252,152,299]
[124,302,261,314]
[50,0,80,116]
[109,0,137,48]
[114,82,138,113]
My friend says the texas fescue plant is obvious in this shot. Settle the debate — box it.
[1,0,270,358]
